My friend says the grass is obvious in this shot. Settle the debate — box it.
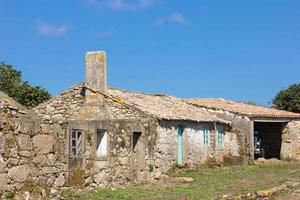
[64,162,300,200]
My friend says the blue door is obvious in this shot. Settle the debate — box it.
[177,126,183,165]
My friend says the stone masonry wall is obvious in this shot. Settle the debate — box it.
[153,120,241,177]
[34,84,149,122]
[0,104,62,197]
[66,119,158,188]
[281,120,300,161]
[30,84,157,190]
[197,108,252,158]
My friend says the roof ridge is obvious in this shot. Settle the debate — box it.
[108,87,168,97]
[185,98,300,118]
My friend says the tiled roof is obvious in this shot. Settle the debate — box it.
[108,88,231,124]
[185,98,300,119]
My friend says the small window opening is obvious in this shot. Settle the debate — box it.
[132,132,142,152]
[216,128,224,149]
[96,129,108,157]
[203,129,210,147]
[70,130,83,156]
[69,129,83,169]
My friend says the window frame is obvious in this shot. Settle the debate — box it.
[70,129,84,156]
[203,128,210,147]
[216,128,224,149]
[69,129,84,169]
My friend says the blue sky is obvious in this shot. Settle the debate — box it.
[0,0,299,106]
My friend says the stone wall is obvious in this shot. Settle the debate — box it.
[0,113,60,197]
[153,120,242,176]
[196,108,252,159]
[198,107,300,162]
[281,120,300,161]
[30,84,157,190]
[65,119,158,188]
[34,84,148,122]
[0,85,158,198]
[33,84,86,123]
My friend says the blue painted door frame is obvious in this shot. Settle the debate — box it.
[177,126,183,165]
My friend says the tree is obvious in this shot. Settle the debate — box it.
[272,84,300,113]
[0,61,51,108]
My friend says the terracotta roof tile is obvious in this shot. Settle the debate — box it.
[108,88,231,124]
[185,98,300,119]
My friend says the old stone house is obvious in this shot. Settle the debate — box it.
[185,98,300,161]
[1,50,300,197]
[31,51,243,188]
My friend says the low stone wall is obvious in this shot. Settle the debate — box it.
[0,116,62,197]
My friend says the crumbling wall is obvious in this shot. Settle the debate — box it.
[30,84,157,190]
[281,120,300,161]
[33,84,86,123]
[65,119,158,188]
[153,120,242,177]
[0,106,63,197]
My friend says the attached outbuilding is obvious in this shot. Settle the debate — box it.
[186,98,300,161]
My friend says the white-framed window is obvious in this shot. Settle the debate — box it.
[203,128,210,147]
[96,129,108,158]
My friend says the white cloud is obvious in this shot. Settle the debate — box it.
[36,20,71,37]
[168,13,186,24]
[93,30,115,37]
[153,12,187,27]
[87,0,157,11]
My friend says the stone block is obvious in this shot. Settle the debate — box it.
[137,171,150,183]
[46,105,55,113]
[8,165,31,183]
[0,132,5,154]
[0,173,8,191]
[33,135,54,154]
[17,134,32,150]
[41,124,52,134]
[41,167,60,174]
[54,174,65,187]
[19,151,33,157]
[33,155,47,165]
[175,177,194,183]
[0,161,6,173]
[17,121,31,134]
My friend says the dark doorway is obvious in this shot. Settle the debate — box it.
[254,122,284,159]
[132,132,142,152]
